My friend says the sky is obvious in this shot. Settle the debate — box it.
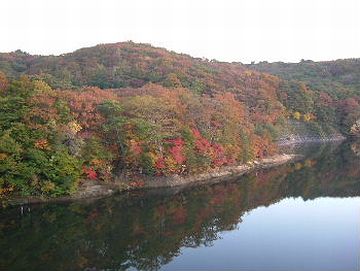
[1,0,360,63]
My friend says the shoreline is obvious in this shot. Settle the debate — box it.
[118,153,299,190]
[277,135,346,146]
[5,153,299,206]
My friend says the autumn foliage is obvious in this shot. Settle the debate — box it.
[0,41,359,197]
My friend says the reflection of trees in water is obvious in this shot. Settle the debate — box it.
[1,142,360,271]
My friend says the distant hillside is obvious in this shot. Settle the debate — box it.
[248,58,360,136]
[0,42,256,91]
[0,42,288,124]
[248,59,360,99]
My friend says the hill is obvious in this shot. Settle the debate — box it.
[0,42,359,198]
[2,42,360,133]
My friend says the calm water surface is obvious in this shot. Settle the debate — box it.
[1,142,360,271]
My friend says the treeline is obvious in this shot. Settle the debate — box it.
[0,75,277,197]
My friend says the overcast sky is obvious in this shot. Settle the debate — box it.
[1,0,360,63]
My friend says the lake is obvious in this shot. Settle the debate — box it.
[1,141,360,271]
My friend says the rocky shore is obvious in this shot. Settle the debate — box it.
[277,134,346,146]
[277,120,346,146]
[6,153,298,206]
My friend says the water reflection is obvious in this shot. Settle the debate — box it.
[0,141,360,271]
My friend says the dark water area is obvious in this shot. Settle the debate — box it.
[1,141,360,271]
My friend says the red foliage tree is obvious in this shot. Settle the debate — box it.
[167,138,186,164]
[83,166,98,180]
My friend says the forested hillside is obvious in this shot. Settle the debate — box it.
[0,42,359,198]
[249,59,360,98]
[249,59,360,134]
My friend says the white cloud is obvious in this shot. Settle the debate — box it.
[1,0,359,63]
